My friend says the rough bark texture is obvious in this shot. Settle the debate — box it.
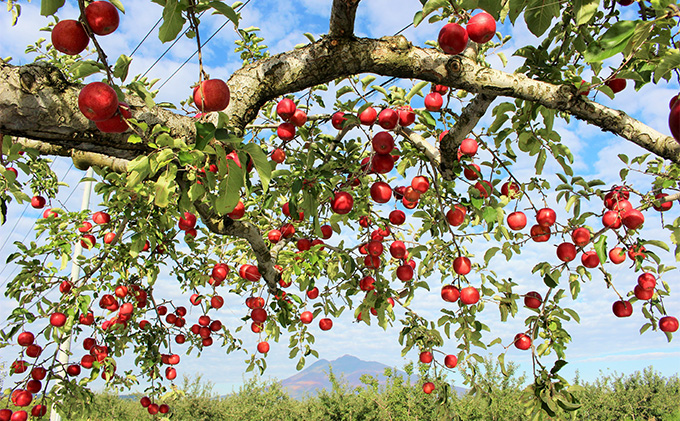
[329,0,361,38]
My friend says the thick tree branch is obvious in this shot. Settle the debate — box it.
[439,93,496,180]
[17,138,130,172]
[329,0,361,38]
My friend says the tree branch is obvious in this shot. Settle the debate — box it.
[329,0,361,38]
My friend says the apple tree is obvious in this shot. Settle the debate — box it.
[0,0,679,419]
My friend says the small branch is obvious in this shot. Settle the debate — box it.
[396,127,440,165]
[328,0,361,38]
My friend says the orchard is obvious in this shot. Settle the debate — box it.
[0,0,679,419]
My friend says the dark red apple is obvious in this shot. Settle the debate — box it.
[193,79,230,112]
[96,102,132,133]
[536,208,556,227]
[438,23,468,55]
[653,193,673,211]
[424,92,443,111]
[277,122,296,141]
[30,196,46,209]
[290,109,307,127]
[612,300,633,317]
[331,191,353,214]
[52,20,89,55]
[446,205,466,226]
[372,131,395,154]
[319,318,333,331]
[637,272,656,290]
[389,210,406,225]
[85,1,120,36]
[444,354,457,368]
[378,108,398,130]
[622,208,644,230]
[359,106,377,125]
[634,285,654,300]
[572,227,591,247]
[556,242,577,262]
[514,333,532,350]
[371,154,394,173]
[605,77,626,94]
[659,316,678,332]
[441,285,460,302]
[581,250,599,268]
[396,264,414,281]
[474,180,493,198]
[501,181,521,198]
[331,112,347,129]
[276,98,296,120]
[463,163,480,180]
[397,106,415,127]
[79,82,119,121]
[524,291,542,309]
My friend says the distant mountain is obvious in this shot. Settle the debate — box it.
[279,354,466,399]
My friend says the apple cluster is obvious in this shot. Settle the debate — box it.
[438,11,496,56]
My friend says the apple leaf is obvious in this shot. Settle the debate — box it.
[508,0,528,24]
[643,239,670,252]
[243,143,271,193]
[154,165,177,208]
[215,160,243,214]
[113,55,132,82]
[195,122,216,151]
[543,273,558,288]
[421,0,447,20]
[159,0,186,43]
[405,81,429,102]
[70,61,104,79]
[584,20,637,63]
[524,0,560,37]
[478,0,503,18]
[594,235,607,264]
[654,50,680,83]
[413,10,424,27]
[360,75,376,90]
[40,0,65,16]
[209,1,240,26]
[108,0,125,13]
[574,0,598,26]
[563,307,580,323]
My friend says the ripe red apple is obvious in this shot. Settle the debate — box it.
[659,316,678,332]
[13,390,32,407]
[612,300,633,317]
[30,196,46,209]
[466,12,496,44]
[411,176,430,193]
[602,210,622,229]
[282,201,304,220]
[605,77,626,94]
[609,247,626,264]
[459,138,478,156]
[460,286,480,305]
[372,132,395,157]
[556,242,577,262]
[93,211,111,225]
[424,92,443,111]
[17,332,34,347]
[441,285,460,302]
[50,312,67,327]
[257,341,270,354]
[378,108,398,130]
[514,333,532,350]
[523,291,542,309]
[85,1,120,36]
[276,98,296,121]
[103,232,116,244]
[277,122,296,141]
[271,148,286,163]
[25,344,42,358]
[370,181,392,203]
[239,264,261,282]
[210,295,224,309]
[419,351,433,364]
[634,285,654,300]
[463,163,480,180]
[51,19,89,55]
[251,308,267,323]
[446,205,466,226]
[319,318,333,331]
[453,256,471,275]
[652,193,673,211]
[31,367,46,381]
[422,381,435,395]
[212,263,229,281]
[0,409,11,421]
[307,287,319,299]
[604,186,630,209]
[622,208,644,230]
[290,109,307,127]
[331,191,353,214]
[397,106,416,127]
[581,250,599,268]
[536,208,556,227]
[193,79,230,113]
[389,210,406,225]
[372,153,395,173]
[359,106,377,125]
[396,264,414,281]
[67,364,81,377]
[227,201,245,220]
[501,181,521,199]
[474,180,493,198]
[438,23,468,55]
[572,227,591,247]
[320,225,333,239]
[529,224,550,243]
[96,102,132,133]
[444,354,458,368]
[79,82,119,121]
[637,272,656,290]
[507,211,527,231]
[31,405,47,418]
[389,241,407,259]
[331,112,347,129]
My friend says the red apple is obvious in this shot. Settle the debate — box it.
[466,12,496,44]
[609,247,626,264]
[210,295,224,309]
[26,344,42,358]
[556,242,577,262]
[370,181,392,203]
[257,341,270,354]
[424,92,443,111]
[30,196,46,209]
[396,264,414,281]
[276,98,296,120]
[212,263,229,281]
[277,122,296,141]
[474,180,493,198]
[80,234,96,249]
[193,79,230,112]
[453,256,471,275]
[389,210,406,225]
[79,82,119,121]
[524,291,542,309]
[536,208,556,227]
[653,193,673,211]
[397,106,415,127]
[96,102,132,133]
[459,138,478,156]
[359,276,375,291]
[634,285,654,300]
[637,272,656,290]
[422,382,435,394]
[622,208,644,230]
[319,318,333,331]
[530,224,550,242]
[389,241,407,259]
[446,205,466,226]
[441,285,460,302]
[307,287,319,299]
[331,191,353,214]
[239,264,261,282]
[501,181,521,199]
[612,300,633,317]
[438,23,469,55]
[514,333,532,350]
[419,351,433,364]
[93,211,111,225]
[433,84,448,95]
[290,109,307,126]
[507,211,527,231]
[331,112,347,129]
[605,78,626,94]
[581,250,599,268]
[671,101,680,143]
[271,148,286,163]
[572,227,591,247]
[320,225,333,239]
[359,106,377,125]
[378,108,398,130]
[50,312,67,327]
[66,364,81,377]
[51,20,89,55]
[411,176,430,193]
[372,132,395,155]
[444,354,458,368]
[659,316,678,332]
[85,1,120,36]
[602,210,622,229]
[463,163,480,180]
[103,232,116,244]
[460,286,479,305]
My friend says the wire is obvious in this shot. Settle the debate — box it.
[130,17,163,57]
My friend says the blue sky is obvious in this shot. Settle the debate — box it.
[0,0,678,396]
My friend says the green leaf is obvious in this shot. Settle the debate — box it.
[499,353,508,376]
[544,273,558,288]
[654,50,680,83]
[195,122,216,151]
[303,32,315,43]
[113,55,132,82]
[508,0,528,24]
[594,235,607,264]
[524,0,560,37]
[361,75,376,90]
[484,247,499,264]
[242,143,272,193]
[643,239,670,252]
[574,0,599,25]
[405,81,429,102]
[336,86,353,98]
[41,0,65,16]
[215,161,244,214]
[478,0,504,18]
[584,20,637,62]
[154,165,177,208]
[159,0,186,43]
[550,359,567,374]
[126,81,156,109]
[422,0,447,19]
[563,307,580,323]
[109,0,125,13]
[535,149,546,175]
[209,1,240,26]
[70,61,103,79]
[413,10,424,27]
